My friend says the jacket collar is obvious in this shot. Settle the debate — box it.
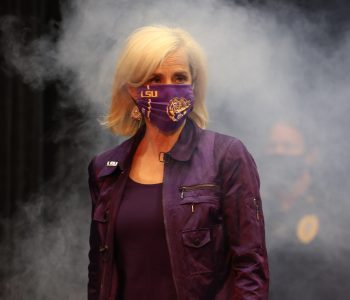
[97,118,202,179]
[167,118,202,162]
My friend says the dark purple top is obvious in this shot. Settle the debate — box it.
[114,177,177,300]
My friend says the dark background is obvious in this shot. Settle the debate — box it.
[1,0,60,214]
[0,0,349,298]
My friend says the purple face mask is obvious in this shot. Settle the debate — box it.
[136,84,194,132]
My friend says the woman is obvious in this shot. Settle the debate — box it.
[88,25,269,300]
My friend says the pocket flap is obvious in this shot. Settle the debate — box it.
[182,228,211,248]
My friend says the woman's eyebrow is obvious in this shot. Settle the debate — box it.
[173,70,190,76]
[148,73,163,77]
[148,70,190,79]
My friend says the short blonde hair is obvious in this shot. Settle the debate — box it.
[105,25,208,136]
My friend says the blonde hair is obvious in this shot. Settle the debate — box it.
[105,25,208,136]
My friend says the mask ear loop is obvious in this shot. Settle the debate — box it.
[190,80,196,93]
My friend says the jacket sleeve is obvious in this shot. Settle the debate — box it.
[87,158,101,300]
[221,139,269,300]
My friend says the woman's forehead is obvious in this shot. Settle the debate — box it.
[154,49,190,71]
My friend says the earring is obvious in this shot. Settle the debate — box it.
[131,106,142,121]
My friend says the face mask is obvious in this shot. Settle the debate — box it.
[136,84,194,132]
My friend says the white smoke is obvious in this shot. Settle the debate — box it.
[1,0,350,299]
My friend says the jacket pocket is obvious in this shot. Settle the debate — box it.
[182,228,214,275]
[179,183,223,227]
[179,183,221,211]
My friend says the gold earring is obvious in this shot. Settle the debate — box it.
[131,106,142,121]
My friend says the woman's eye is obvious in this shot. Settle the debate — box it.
[175,75,187,83]
[148,76,161,84]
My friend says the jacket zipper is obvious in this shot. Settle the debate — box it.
[162,154,180,298]
[179,183,218,214]
[179,183,218,199]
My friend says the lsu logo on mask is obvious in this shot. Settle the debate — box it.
[167,97,192,121]
[140,90,158,98]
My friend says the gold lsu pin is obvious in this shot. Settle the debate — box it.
[106,161,118,167]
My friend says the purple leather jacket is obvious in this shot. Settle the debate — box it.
[87,119,269,300]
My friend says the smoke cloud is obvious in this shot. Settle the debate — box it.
[1,0,349,299]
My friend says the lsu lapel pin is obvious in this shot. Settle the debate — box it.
[106,161,118,167]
